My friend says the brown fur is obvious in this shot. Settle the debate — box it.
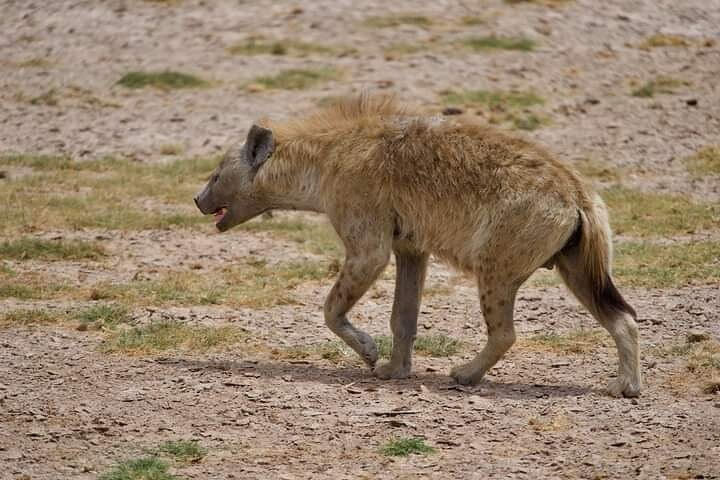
[197,94,642,397]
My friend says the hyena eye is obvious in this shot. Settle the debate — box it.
[211,173,219,183]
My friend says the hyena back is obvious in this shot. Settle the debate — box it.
[194,95,642,397]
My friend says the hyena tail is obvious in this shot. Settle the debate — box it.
[557,193,636,321]
[556,193,641,396]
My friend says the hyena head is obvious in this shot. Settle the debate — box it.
[194,124,274,232]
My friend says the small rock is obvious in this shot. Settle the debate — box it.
[551,361,570,368]
[685,98,698,107]
[687,331,710,344]
[0,171,7,179]
[442,107,464,116]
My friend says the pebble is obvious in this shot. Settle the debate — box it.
[686,330,710,343]
[442,107,464,116]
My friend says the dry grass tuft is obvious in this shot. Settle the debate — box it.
[522,328,607,354]
[0,237,106,261]
[117,70,207,89]
[603,187,719,236]
[102,320,246,355]
[363,15,432,29]
[249,68,340,91]
[228,36,338,57]
[684,146,720,177]
[461,36,536,52]
[640,34,691,49]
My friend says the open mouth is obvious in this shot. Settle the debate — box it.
[212,207,228,225]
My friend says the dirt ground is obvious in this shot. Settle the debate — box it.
[1,0,719,479]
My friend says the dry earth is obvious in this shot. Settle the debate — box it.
[1,1,719,479]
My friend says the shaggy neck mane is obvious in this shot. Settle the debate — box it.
[264,94,409,153]
[256,94,411,212]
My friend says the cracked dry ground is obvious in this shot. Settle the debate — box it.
[1,0,719,479]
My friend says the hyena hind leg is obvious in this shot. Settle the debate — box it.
[373,250,429,380]
[450,282,519,385]
[556,250,642,397]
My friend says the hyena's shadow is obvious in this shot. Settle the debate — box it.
[160,358,598,400]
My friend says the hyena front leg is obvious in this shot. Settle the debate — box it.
[451,282,519,385]
[324,249,390,368]
[374,250,429,380]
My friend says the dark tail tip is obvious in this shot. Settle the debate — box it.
[595,275,636,320]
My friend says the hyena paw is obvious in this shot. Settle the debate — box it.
[357,333,378,368]
[450,362,484,386]
[373,361,411,380]
[607,376,642,398]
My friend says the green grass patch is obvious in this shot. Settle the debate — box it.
[76,304,130,330]
[239,217,343,258]
[0,153,75,170]
[250,67,340,90]
[99,457,177,480]
[666,339,720,393]
[0,273,69,300]
[511,113,544,131]
[685,146,720,177]
[668,340,720,370]
[0,237,106,261]
[14,57,52,68]
[157,439,207,463]
[159,144,183,156]
[571,158,622,182]
[96,259,331,308]
[460,15,485,26]
[117,70,207,90]
[228,36,336,56]
[372,334,460,358]
[442,89,543,109]
[275,334,461,364]
[613,241,720,288]
[631,77,685,98]
[414,334,461,357]
[374,335,393,359]
[383,42,426,59]
[442,89,545,130]
[363,15,432,28]
[423,284,454,297]
[0,308,64,327]
[103,320,246,355]
[0,154,218,233]
[603,187,719,236]
[30,89,59,106]
[523,328,606,354]
[380,437,435,456]
[461,36,536,52]
[640,34,690,49]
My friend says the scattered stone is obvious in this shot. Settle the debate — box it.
[686,331,710,344]
[685,98,698,107]
[551,361,571,368]
[0,171,7,179]
[442,107,464,116]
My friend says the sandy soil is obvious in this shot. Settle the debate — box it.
[1,0,719,479]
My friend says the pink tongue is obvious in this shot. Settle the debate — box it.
[213,208,227,223]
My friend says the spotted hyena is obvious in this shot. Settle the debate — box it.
[194,95,641,397]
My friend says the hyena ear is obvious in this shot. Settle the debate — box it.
[245,124,274,170]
